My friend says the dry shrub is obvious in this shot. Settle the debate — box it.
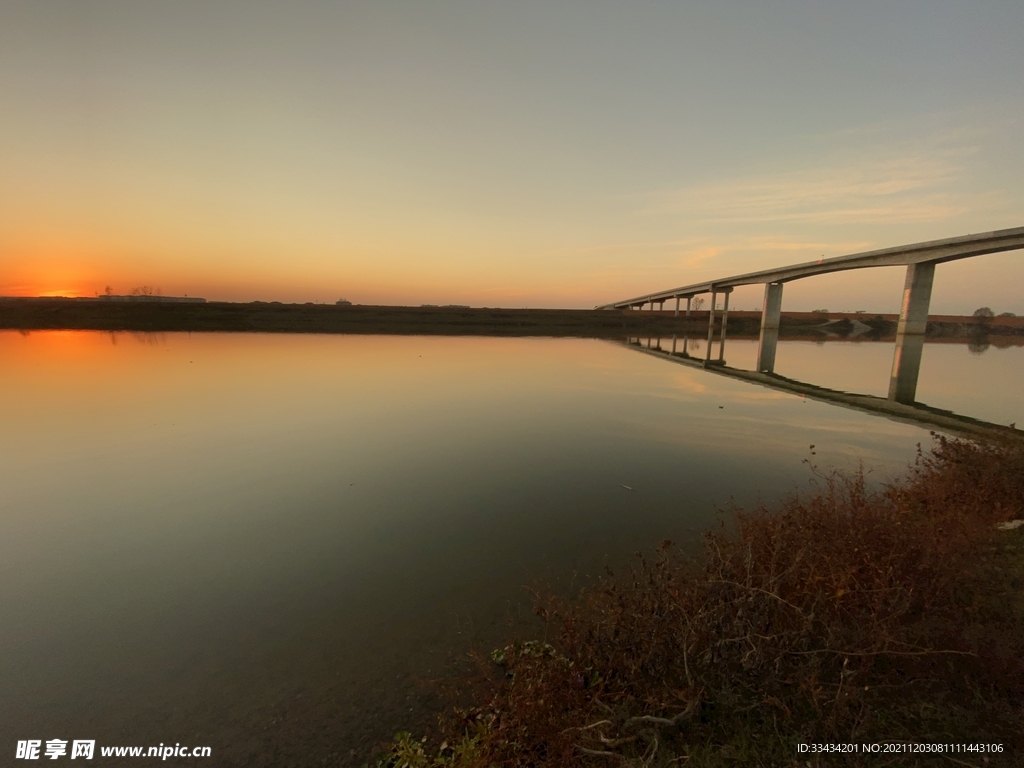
[382,436,1024,767]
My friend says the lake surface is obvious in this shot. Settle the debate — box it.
[1,331,1020,764]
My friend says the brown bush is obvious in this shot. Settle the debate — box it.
[382,436,1024,767]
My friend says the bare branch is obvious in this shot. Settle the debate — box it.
[576,745,622,759]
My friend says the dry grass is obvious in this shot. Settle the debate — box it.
[378,435,1024,767]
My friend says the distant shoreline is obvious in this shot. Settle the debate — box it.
[2,297,1022,340]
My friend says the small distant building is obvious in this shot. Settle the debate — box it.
[336,299,352,306]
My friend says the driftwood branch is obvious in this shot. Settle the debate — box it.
[576,745,622,759]
[597,735,639,748]
[623,696,701,730]
[564,719,612,734]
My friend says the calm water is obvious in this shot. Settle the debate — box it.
[1,331,1021,764]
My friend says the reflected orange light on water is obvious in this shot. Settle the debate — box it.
[0,331,606,432]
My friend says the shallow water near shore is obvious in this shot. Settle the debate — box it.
[1,331,1020,764]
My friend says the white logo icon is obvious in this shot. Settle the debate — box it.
[71,741,95,760]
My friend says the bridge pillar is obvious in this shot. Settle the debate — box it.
[888,334,926,405]
[718,289,731,361]
[674,296,680,317]
[705,290,717,364]
[888,263,935,403]
[756,282,784,373]
[894,262,935,336]
[671,334,677,354]
[686,296,692,317]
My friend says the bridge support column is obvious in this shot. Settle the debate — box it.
[671,334,677,354]
[756,282,784,373]
[894,262,935,336]
[705,290,717,364]
[888,263,935,403]
[674,297,680,317]
[888,334,926,405]
[718,290,731,361]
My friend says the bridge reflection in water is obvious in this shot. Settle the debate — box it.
[622,335,1022,441]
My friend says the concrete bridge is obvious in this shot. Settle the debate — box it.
[597,226,1024,404]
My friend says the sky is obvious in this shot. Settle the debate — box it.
[1,1,1022,312]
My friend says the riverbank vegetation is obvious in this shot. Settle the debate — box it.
[4,298,1024,340]
[377,435,1024,767]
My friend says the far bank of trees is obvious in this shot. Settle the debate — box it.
[974,307,1017,319]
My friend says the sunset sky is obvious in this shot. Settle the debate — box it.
[2,1,1022,312]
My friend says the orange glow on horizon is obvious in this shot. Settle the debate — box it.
[1,278,99,299]
[5,230,1024,312]
[37,289,89,298]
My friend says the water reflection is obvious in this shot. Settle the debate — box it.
[625,331,1022,439]
[968,337,991,354]
[0,330,1019,763]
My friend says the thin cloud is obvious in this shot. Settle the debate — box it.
[682,246,720,268]
[738,238,873,253]
[542,237,707,257]
[670,236,875,276]
[642,153,968,225]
